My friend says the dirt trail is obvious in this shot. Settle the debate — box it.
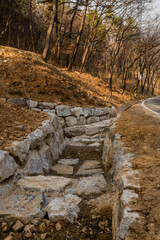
[115,103,160,240]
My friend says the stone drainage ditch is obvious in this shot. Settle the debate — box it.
[0,99,139,240]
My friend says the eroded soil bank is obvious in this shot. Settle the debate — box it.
[115,103,160,240]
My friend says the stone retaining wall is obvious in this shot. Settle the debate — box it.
[0,98,116,184]
[4,98,116,128]
[0,113,65,183]
[102,119,142,240]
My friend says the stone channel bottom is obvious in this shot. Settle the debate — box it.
[0,135,113,240]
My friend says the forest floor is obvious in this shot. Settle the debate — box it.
[115,103,160,240]
[0,45,146,108]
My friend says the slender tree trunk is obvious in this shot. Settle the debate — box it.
[42,0,57,60]
[69,0,79,40]
[66,0,79,67]
[55,0,65,64]
[68,0,89,71]
[29,0,35,52]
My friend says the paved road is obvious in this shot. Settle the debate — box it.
[143,96,160,114]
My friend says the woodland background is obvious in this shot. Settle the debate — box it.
[0,0,160,96]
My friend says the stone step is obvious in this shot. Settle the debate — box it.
[58,158,79,166]
[60,141,102,160]
[76,160,104,176]
[67,136,104,145]
[64,120,112,138]
[51,164,74,175]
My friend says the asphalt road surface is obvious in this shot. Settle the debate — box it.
[143,96,160,114]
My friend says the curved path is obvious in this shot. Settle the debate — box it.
[142,96,160,115]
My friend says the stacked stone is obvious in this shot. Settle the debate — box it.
[5,98,116,128]
[0,113,65,182]
[103,132,142,240]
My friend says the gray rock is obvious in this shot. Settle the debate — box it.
[47,194,82,223]
[74,175,107,196]
[120,189,138,207]
[65,116,77,127]
[77,116,86,125]
[0,193,45,224]
[56,105,71,117]
[27,153,44,175]
[38,102,55,109]
[27,100,38,108]
[93,108,109,116]
[84,108,94,117]
[100,115,109,121]
[8,139,30,164]
[86,116,100,124]
[65,125,86,137]
[71,107,84,117]
[58,117,65,127]
[58,159,79,166]
[118,208,141,239]
[27,129,44,150]
[27,143,53,175]
[0,151,17,182]
[119,171,140,191]
[40,144,52,173]
[49,114,59,129]
[41,120,54,138]
[43,109,56,114]
[47,136,60,161]
[85,120,112,136]
[17,175,72,193]
[114,153,134,179]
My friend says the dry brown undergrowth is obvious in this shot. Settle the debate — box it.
[0,45,144,108]
[0,100,48,149]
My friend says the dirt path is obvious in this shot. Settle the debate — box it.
[114,103,160,240]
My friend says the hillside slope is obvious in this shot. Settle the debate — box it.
[0,46,140,108]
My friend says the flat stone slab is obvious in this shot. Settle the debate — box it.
[47,194,82,223]
[17,175,72,192]
[0,193,44,224]
[58,159,79,166]
[51,164,74,175]
[76,160,103,176]
[73,175,107,196]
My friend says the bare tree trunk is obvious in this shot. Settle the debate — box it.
[68,0,89,71]
[42,0,57,60]
[66,0,79,67]
[69,0,79,40]
[55,0,65,64]
[29,0,35,52]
